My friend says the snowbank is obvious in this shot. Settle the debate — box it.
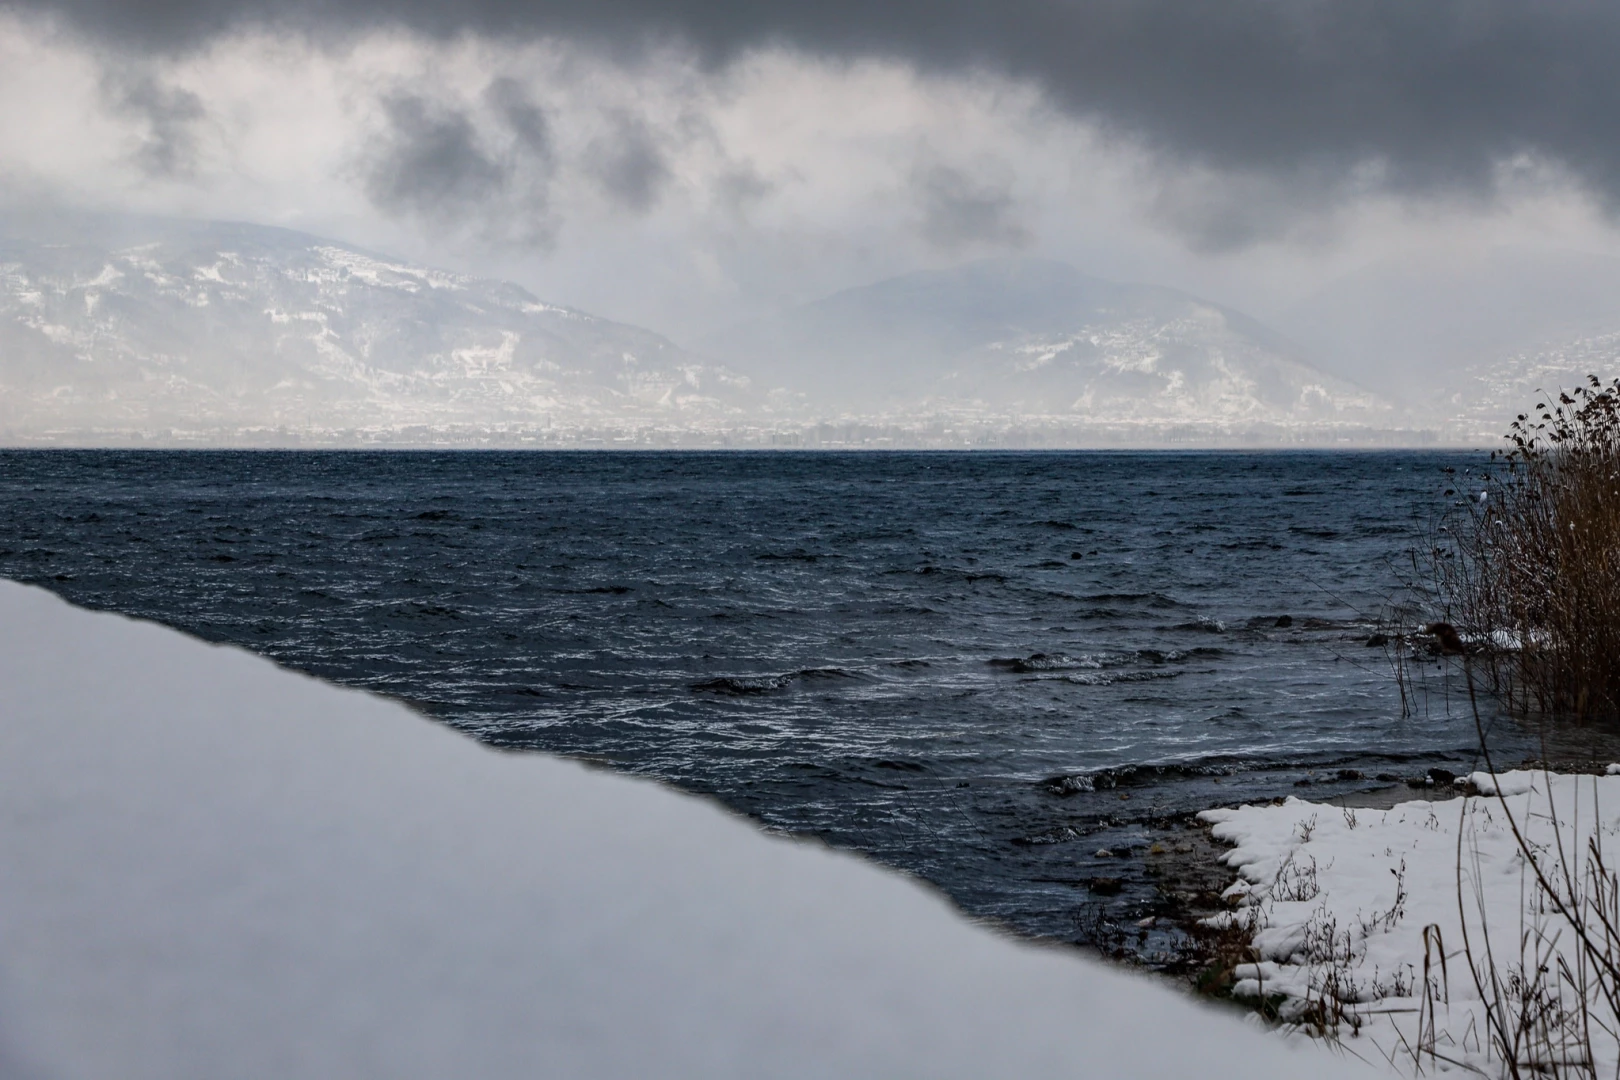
[0,580,1361,1079]
[1201,773,1620,1075]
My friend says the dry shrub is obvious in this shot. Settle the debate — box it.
[1446,377,1620,1075]
[1434,375,1620,723]
[1268,386,1620,1072]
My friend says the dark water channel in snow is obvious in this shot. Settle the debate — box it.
[4,450,1616,964]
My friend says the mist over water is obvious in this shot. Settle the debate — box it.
[2,450,1611,953]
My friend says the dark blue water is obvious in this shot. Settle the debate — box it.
[2,450,1604,961]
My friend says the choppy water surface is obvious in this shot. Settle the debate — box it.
[3,450,1610,960]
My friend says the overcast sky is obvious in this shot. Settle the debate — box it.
[2,1,1619,341]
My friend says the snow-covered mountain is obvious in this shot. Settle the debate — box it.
[0,215,754,445]
[1278,247,1620,441]
[1447,332,1620,441]
[702,259,1401,442]
[0,217,1427,446]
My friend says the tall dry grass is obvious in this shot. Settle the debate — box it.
[1417,377,1620,1075]
[1447,672,1620,1080]
[1255,383,1620,1073]
[1432,375,1620,724]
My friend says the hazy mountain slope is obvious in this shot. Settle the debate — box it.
[0,218,1422,447]
[702,258,1393,435]
[1278,247,1620,436]
[0,215,753,444]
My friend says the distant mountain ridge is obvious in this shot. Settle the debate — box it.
[0,214,754,444]
[0,215,1428,446]
[701,258,1398,438]
[1278,246,1620,440]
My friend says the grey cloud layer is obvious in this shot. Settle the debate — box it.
[366,95,510,213]
[585,112,670,214]
[362,82,558,246]
[20,0,1620,208]
[914,164,1028,252]
[105,71,207,178]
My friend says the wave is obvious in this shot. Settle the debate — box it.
[988,652,1109,674]
[1060,669,1184,686]
[991,647,1222,678]
[689,667,860,695]
[796,667,860,680]
[690,675,794,695]
[754,550,820,562]
[1078,592,1192,609]
[1171,617,1226,633]
[871,759,928,773]
[1039,749,1471,797]
[1042,760,1251,796]
[927,567,1008,584]
[1136,647,1224,662]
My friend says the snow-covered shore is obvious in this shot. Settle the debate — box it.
[0,579,1362,1079]
[1202,772,1620,1076]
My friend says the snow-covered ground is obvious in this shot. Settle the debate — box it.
[1202,773,1620,1076]
[0,579,1364,1079]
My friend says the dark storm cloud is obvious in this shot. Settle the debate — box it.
[106,72,206,178]
[364,94,509,214]
[20,1,1620,211]
[362,89,558,245]
[1145,165,1356,253]
[483,76,553,162]
[585,112,669,214]
[914,164,1028,252]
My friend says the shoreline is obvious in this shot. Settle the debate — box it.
[0,579,1365,1079]
[12,569,1620,1075]
[1181,766,1620,1075]
[1,446,1540,962]
[1108,764,1620,986]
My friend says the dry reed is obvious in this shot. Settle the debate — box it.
[1430,375,1620,724]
